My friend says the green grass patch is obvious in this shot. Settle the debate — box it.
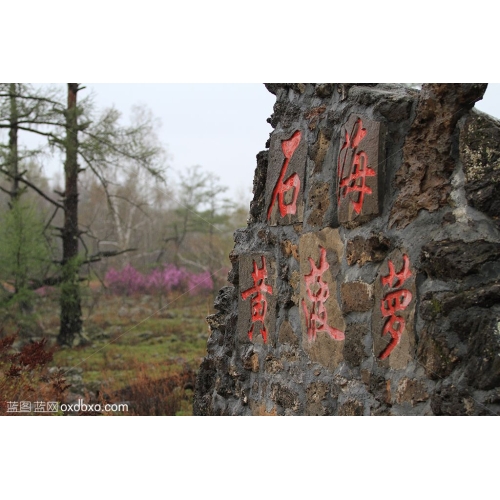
[1,287,214,415]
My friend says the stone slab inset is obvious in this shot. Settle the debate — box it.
[372,249,416,370]
[265,129,307,226]
[337,115,385,228]
[343,323,368,367]
[237,253,277,346]
[299,228,345,371]
[341,281,374,313]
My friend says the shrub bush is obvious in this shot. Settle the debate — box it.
[105,264,213,296]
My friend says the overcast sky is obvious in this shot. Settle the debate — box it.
[89,83,500,202]
[24,83,500,204]
[87,83,276,204]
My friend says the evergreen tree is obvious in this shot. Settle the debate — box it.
[0,199,53,308]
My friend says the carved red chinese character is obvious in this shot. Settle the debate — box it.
[381,254,412,288]
[267,130,301,220]
[301,246,344,341]
[241,256,273,343]
[379,255,413,359]
[338,118,376,214]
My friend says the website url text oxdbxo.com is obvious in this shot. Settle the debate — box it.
[5,399,129,414]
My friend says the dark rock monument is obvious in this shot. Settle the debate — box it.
[194,83,500,416]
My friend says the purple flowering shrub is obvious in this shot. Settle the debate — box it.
[104,264,146,295]
[187,270,213,292]
[105,264,213,296]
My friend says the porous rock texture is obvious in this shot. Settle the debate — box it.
[194,83,500,416]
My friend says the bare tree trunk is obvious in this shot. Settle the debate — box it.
[8,83,19,203]
[9,84,20,295]
[57,83,82,346]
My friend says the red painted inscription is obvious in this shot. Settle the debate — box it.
[267,130,301,220]
[302,247,344,341]
[241,256,273,343]
[379,255,412,359]
[338,118,376,214]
